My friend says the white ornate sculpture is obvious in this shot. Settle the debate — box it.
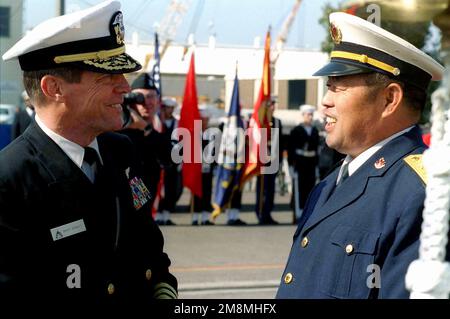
[406,83,450,298]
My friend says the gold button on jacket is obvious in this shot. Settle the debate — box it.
[146,269,152,281]
[284,273,293,284]
[345,244,354,255]
[107,283,115,295]
[301,237,309,248]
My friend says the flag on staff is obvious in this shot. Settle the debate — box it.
[151,32,164,218]
[151,32,162,100]
[240,28,272,187]
[178,53,202,198]
[151,32,163,132]
[212,69,245,219]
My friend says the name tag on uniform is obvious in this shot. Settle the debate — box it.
[50,219,86,241]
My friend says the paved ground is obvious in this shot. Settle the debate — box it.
[160,186,297,299]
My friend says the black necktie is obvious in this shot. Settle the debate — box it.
[83,147,101,182]
[337,162,349,187]
[83,147,100,166]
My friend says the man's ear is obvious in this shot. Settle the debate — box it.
[40,75,65,103]
[381,82,403,118]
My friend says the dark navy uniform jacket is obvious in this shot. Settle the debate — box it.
[277,126,444,299]
[119,127,172,206]
[0,122,177,305]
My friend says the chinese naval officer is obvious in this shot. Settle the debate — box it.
[276,12,447,299]
[0,0,177,305]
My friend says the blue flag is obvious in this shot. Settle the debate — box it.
[212,72,245,219]
[152,32,162,98]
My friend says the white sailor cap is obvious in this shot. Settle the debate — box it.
[314,12,444,91]
[161,97,178,108]
[299,104,315,114]
[2,0,141,74]
[198,105,211,118]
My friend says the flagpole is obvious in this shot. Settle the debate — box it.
[258,174,264,220]
[190,191,194,215]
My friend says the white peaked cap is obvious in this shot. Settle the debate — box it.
[299,104,315,114]
[161,97,178,108]
[198,105,211,118]
[314,12,444,90]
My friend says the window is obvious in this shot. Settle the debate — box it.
[0,7,10,37]
[288,80,306,109]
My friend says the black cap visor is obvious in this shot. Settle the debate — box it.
[313,60,374,77]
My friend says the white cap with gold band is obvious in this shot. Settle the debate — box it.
[2,0,141,74]
[314,12,444,91]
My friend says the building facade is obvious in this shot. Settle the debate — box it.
[0,0,23,106]
[126,36,328,131]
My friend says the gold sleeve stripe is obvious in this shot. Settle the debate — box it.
[153,282,178,299]
[154,290,177,299]
[403,154,427,185]
[54,46,125,63]
[331,51,400,76]
[154,289,177,299]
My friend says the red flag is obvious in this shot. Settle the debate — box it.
[179,53,203,198]
[344,5,359,16]
[240,29,272,186]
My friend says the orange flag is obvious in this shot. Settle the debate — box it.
[240,29,272,187]
[179,53,203,198]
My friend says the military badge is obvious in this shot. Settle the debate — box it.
[374,157,386,169]
[110,12,125,45]
[330,22,342,44]
[129,176,151,210]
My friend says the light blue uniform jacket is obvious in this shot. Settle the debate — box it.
[276,126,443,299]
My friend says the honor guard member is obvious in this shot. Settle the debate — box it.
[255,97,283,225]
[277,12,447,299]
[0,0,177,305]
[192,106,215,225]
[156,97,181,225]
[218,119,247,226]
[120,73,172,209]
[288,104,319,223]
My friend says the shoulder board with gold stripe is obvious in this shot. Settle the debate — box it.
[403,154,427,185]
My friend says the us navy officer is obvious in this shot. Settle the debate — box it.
[288,104,320,223]
[0,0,177,305]
[277,12,446,298]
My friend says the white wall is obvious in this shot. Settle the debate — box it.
[0,0,23,106]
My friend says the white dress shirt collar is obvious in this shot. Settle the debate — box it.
[337,126,414,184]
[34,114,102,168]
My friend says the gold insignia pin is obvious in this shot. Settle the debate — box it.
[111,12,125,45]
[374,157,386,169]
[330,23,342,44]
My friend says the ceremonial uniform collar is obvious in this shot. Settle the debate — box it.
[34,114,102,168]
[337,126,414,184]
